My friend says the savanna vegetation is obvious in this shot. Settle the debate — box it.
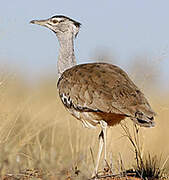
[0,55,168,179]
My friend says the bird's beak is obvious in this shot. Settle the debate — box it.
[30,19,48,26]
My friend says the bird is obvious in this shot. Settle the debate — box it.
[30,15,155,177]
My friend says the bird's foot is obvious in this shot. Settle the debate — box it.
[91,171,99,180]
[103,159,112,174]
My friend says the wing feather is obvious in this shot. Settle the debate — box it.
[57,63,154,117]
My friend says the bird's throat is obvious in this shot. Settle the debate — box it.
[57,33,77,78]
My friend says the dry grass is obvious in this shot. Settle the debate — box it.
[120,123,168,179]
[0,70,169,180]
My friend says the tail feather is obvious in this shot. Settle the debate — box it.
[130,111,155,128]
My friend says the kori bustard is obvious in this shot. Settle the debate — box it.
[30,15,155,177]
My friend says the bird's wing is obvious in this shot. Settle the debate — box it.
[57,63,154,117]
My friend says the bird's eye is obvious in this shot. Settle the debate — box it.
[52,19,58,24]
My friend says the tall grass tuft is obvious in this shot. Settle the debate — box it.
[121,122,168,179]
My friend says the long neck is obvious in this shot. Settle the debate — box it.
[57,32,76,78]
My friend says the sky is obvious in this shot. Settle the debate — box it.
[0,0,169,89]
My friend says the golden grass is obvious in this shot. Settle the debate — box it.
[0,73,168,179]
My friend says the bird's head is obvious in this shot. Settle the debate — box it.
[30,15,81,38]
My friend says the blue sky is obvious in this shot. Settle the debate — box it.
[0,0,169,89]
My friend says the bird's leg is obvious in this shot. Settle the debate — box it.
[92,120,107,178]
[100,120,108,167]
[92,130,104,177]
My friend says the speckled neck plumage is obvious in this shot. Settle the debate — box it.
[57,32,76,78]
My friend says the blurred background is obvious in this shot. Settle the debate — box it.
[0,0,169,178]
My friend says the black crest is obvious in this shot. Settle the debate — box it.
[51,15,81,28]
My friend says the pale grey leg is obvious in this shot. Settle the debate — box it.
[92,130,104,177]
[92,120,107,177]
[100,120,107,165]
